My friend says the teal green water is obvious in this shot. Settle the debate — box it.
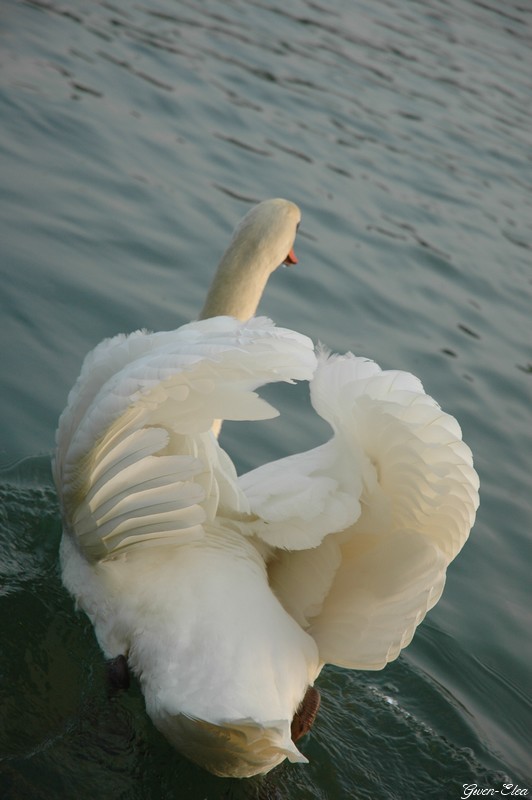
[1,0,531,797]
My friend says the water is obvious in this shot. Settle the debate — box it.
[1,0,531,796]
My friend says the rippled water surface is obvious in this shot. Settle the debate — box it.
[1,0,531,797]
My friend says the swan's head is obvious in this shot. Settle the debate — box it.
[230,198,301,270]
[200,198,302,321]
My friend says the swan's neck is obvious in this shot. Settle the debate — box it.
[199,244,273,322]
[197,199,300,437]
[199,198,300,322]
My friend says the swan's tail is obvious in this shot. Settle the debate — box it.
[151,712,307,778]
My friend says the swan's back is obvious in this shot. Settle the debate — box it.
[55,315,322,778]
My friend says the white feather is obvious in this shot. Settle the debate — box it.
[247,350,479,668]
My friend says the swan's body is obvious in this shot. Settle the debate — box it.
[54,199,479,778]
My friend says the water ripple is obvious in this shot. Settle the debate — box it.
[2,0,532,794]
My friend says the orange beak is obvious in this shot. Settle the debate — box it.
[283,247,298,266]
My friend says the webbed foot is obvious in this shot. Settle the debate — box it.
[106,654,130,693]
[291,685,320,742]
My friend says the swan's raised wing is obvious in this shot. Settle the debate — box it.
[241,350,480,669]
[54,317,316,562]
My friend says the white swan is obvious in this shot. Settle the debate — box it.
[53,198,479,778]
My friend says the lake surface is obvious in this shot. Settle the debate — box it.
[1,0,531,797]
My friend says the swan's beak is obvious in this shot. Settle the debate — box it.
[283,247,298,266]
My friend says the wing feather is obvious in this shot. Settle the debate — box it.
[242,350,479,669]
[54,317,316,561]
